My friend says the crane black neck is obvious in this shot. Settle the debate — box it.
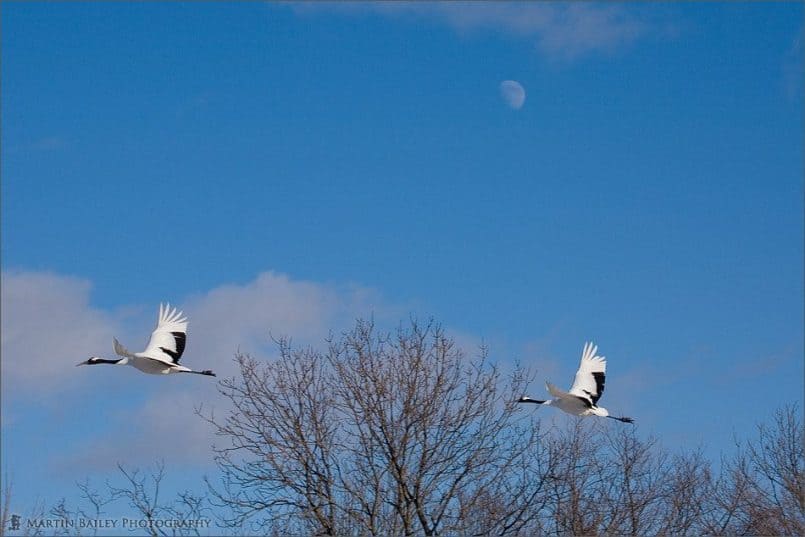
[89,357,124,365]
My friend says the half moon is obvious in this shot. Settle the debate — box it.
[500,80,526,110]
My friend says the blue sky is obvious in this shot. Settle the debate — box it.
[2,1,802,529]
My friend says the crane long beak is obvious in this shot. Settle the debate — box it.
[76,360,89,366]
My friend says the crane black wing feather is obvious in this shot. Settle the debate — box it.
[569,342,607,406]
[591,371,605,405]
[141,304,188,364]
[159,332,186,363]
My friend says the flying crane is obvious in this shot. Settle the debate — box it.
[78,303,215,377]
[518,342,633,423]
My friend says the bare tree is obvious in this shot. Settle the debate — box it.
[200,338,342,534]
[0,475,48,537]
[745,404,804,535]
[48,499,87,537]
[701,404,804,536]
[46,479,118,537]
[14,308,799,537]
[107,461,212,537]
[1,473,12,535]
[202,319,549,536]
[108,462,169,537]
[34,401,801,537]
[75,478,117,534]
[200,317,805,536]
[655,448,712,535]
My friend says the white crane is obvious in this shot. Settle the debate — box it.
[517,342,633,423]
[77,303,216,377]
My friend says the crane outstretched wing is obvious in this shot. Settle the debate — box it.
[568,341,606,406]
[139,303,188,364]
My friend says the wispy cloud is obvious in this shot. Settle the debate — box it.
[289,1,657,61]
[5,136,68,155]
[176,93,212,118]
[782,27,803,100]
[30,136,67,151]
[719,345,799,384]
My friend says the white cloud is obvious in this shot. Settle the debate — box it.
[1,270,385,397]
[52,389,217,472]
[782,28,803,100]
[289,2,653,61]
[1,269,390,471]
[1,271,119,394]
[182,271,386,379]
[530,3,648,61]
